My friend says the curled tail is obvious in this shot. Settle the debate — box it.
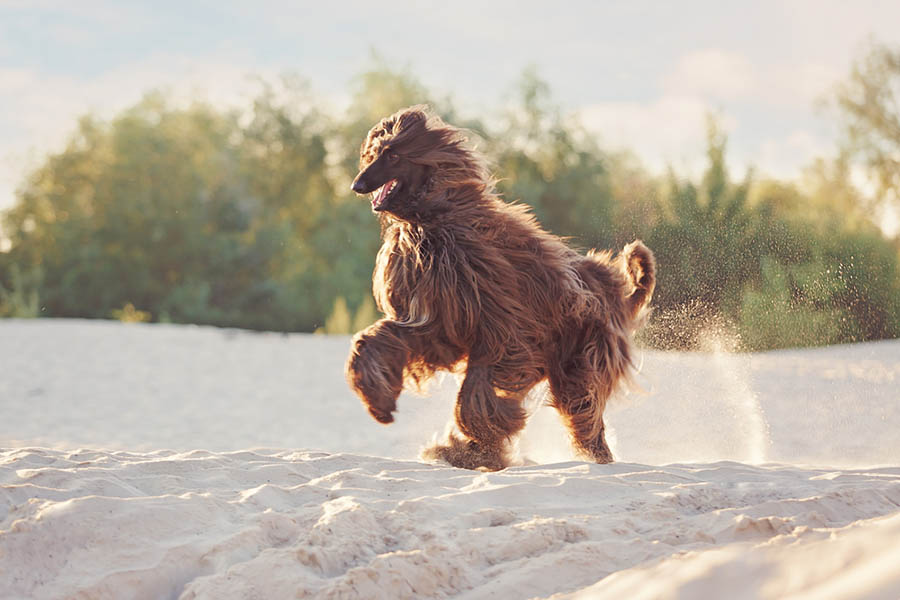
[622,240,655,322]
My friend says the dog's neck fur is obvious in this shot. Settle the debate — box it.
[377,173,498,233]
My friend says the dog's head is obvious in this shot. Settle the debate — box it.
[351,106,434,216]
[351,105,482,219]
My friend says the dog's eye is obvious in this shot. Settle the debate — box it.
[387,151,399,163]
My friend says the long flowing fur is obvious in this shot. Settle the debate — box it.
[346,106,655,470]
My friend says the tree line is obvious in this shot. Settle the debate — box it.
[2,47,900,350]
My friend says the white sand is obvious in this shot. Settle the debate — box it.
[2,319,899,599]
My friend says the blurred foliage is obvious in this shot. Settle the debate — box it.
[315,296,351,335]
[111,302,151,323]
[488,67,618,250]
[315,295,378,335]
[646,119,761,314]
[835,42,900,211]
[2,51,900,349]
[740,257,857,350]
[0,263,41,318]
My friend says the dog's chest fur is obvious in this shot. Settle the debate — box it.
[372,221,450,327]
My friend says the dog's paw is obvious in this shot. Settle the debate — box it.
[367,404,395,424]
[346,334,401,425]
[572,437,614,464]
[422,434,508,471]
[351,369,398,425]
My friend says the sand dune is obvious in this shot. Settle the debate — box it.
[4,449,900,599]
[2,319,899,599]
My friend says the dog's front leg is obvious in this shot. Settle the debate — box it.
[424,363,528,471]
[345,319,414,424]
[455,364,528,445]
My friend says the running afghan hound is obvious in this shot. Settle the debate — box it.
[345,105,655,471]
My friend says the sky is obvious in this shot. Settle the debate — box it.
[2,0,900,215]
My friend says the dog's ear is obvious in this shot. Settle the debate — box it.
[395,106,429,133]
[360,120,393,167]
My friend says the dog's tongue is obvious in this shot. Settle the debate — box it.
[373,180,394,208]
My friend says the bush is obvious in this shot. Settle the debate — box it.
[1,67,898,349]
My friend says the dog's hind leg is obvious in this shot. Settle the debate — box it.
[549,366,613,463]
[423,364,528,471]
[548,329,631,464]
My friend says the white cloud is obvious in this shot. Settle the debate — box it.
[757,130,824,179]
[664,50,755,100]
[1,0,153,28]
[574,47,841,180]
[0,67,36,93]
[763,63,841,109]
[664,49,840,110]
[578,95,738,176]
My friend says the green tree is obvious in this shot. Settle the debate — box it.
[648,118,762,314]
[336,56,452,183]
[489,68,617,249]
[2,65,898,349]
[835,43,900,213]
[2,84,346,331]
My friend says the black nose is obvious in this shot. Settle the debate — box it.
[351,178,367,194]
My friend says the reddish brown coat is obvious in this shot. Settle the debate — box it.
[345,106,655,470]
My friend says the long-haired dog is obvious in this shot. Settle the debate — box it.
[346,106,655,471]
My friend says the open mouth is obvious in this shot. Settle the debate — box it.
[371,179,400,211]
